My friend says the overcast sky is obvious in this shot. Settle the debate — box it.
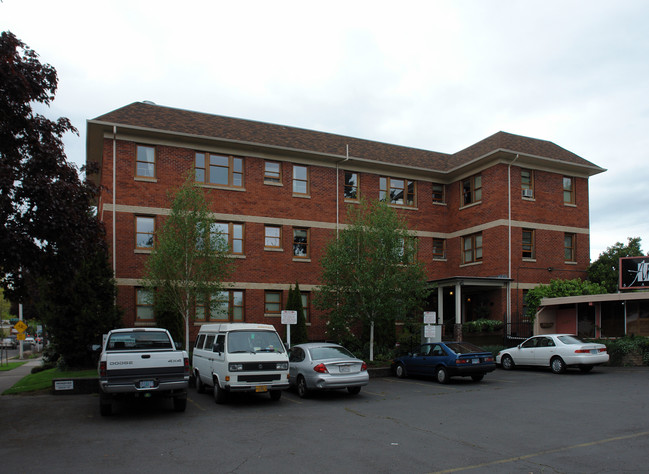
[3,0,648,261]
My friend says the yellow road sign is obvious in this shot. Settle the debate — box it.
[14,321,28,333]
[16,333,26,341]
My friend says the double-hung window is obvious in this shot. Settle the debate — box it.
[563,176,575,204]
[564,233,576,262]
[195,153,244,188]
[135,216,155,249]
[293,228,309,258]
[462,175,482,206]
[210,222,244,255]
[462,233,483,264]
[380,177,416,206]
[432,183,445,204]
[136,288,154,321]
[521,170,534,198]
[197,290,244,322]
[136,145,155,178]
[522,229,535,259]
[264,161,282,184]
[344,171,359,200]
[264,225,281,249]
[433,238,446,259]
[301,293,310,323]
[293,165,309,195]
[265,291,282,315]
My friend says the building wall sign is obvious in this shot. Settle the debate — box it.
[620,257,649,290]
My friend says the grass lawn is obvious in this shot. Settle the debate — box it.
[3,367,97,395]
[0,361,28,371]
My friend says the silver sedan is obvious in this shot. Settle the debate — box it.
[288,343,369,398]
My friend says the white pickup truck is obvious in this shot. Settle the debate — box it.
[98,328,189,416]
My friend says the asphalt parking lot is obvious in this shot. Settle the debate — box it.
[1,366,648,473]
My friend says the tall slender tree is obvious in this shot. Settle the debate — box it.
[142,176,235,351]
[315,198,430,360]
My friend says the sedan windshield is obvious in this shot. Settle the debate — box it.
[557,335,586,345]
[309,345,355,360]
[227,331,285,354]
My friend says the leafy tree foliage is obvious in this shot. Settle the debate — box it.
[588,237,645,293]
[1,32,120,366]
[36,244,121,368]
[315,198,430,359]
[285,283,308,345]
[1,31,100,298]
[525,278,606,321]
[142,177,235,351]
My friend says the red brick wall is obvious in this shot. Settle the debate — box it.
[98,138,592,342]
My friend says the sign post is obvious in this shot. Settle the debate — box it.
[281,310,297,348]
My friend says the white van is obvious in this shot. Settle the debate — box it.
[192,323,289,403]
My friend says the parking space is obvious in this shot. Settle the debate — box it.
[1,367,648,473]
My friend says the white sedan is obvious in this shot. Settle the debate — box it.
[496,334,609,374]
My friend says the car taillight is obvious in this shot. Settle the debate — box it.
[99,361,107,378]
[184,357,190,375]
[361,362,367,371]
[313,363,329,373]
[599,348,607,353]
[574,349,591,353]
[484,357,494,362]
[457,358,470,364]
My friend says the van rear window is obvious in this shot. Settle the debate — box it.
[108,332,173,350]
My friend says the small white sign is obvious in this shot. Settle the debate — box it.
[423,312,437,324]
[281,310,297,325]
[424,325,437,338]
[54,380,74,391]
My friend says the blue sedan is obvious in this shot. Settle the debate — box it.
[392,341,496,383]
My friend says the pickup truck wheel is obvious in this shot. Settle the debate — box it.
[214,381,228,404]
[173,396,187,412]
[269,390,282,401]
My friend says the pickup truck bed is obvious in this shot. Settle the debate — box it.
[98,328,189,416]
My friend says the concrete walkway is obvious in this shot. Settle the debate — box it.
[0,357,43,394]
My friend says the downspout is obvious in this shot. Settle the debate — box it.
[507,154,519,333]
[336,144,350,237]
[112,126,117,276]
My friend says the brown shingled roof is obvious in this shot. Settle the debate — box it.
[91,102,603,174]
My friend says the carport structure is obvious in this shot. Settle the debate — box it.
[536,291,649,338]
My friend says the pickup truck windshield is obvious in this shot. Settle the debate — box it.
[107,332,173,350]
[227,331,285,354]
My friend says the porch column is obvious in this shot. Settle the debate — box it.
[454,283,462,341]
[437,286,444,325]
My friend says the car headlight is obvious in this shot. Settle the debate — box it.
[276,362,288,370]
[229,363,244,371]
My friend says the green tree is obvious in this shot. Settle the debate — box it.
[315,198,430,360]
[142,177,235,351]
[285,283,308,345]
[525,278,607,321]
[36,244,121,368]
[1,32,100,299]
[588,237,644,293]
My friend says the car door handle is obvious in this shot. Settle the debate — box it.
[141,354,150,359]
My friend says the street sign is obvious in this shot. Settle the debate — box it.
[16,333,26,341]
[423,312,437,324]
[14,321,28,333]
[281,310,297,325]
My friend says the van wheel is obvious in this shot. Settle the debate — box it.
[195,372,205,393]
[214,381,228,404]
[269,390,282,401]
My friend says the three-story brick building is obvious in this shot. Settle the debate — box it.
[86,102,605,342]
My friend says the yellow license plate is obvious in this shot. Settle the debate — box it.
[255,385,268,393]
